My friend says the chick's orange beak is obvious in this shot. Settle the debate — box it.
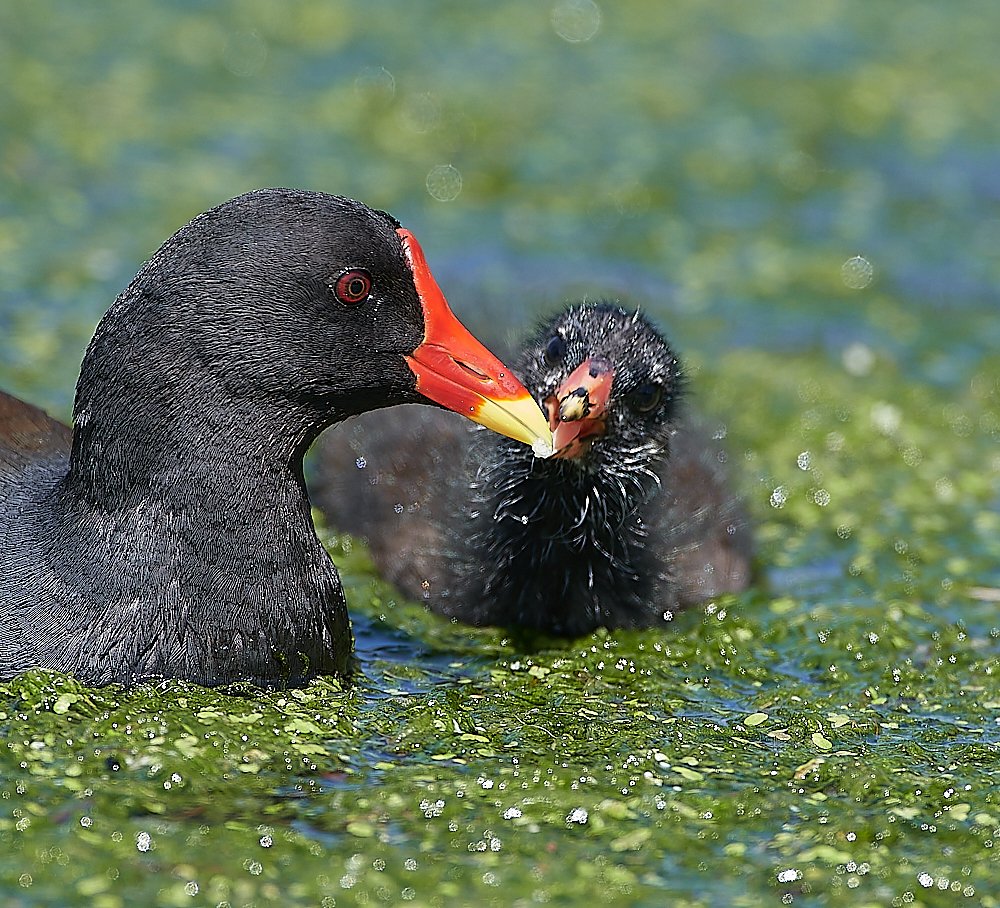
[544,355,615,459]
[398,229,553,456]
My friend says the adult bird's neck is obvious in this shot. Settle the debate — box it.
[64,286,329,514]
[67,386,316,514]
[46,398,349,686]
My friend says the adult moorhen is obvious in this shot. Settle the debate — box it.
[0,189,552,686]
[312,303,752,636]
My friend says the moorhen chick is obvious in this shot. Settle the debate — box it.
[312,303,752,636]
[0,189,552,686]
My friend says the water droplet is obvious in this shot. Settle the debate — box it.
[777,152,817,191]
[842,342,875,376]
[86,249,119,281]
[399,92,441,134]
[426,165,462,201]
[354,66,395,106]
[796,451,811,470]
[870,401,901,436]
[551,0,601,42]
[841,255,873,289]
[223,31,267,77]
[934,477,955,502]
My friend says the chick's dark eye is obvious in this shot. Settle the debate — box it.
[544,334,567,365]
[334,269,372,305]
[629,383,663,414]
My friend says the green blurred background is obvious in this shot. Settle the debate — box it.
[4,1,1000,906]
[3,0,998,413]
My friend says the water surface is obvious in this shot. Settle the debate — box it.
[3,1,1000,904]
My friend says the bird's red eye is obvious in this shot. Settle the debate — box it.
[334,269,372,305]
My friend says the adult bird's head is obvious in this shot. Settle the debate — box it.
[73,189,552,465]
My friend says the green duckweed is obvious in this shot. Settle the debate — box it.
[4,0,1000,904]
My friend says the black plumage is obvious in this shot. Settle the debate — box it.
[0,189,549,685]
[312,303,752,636]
